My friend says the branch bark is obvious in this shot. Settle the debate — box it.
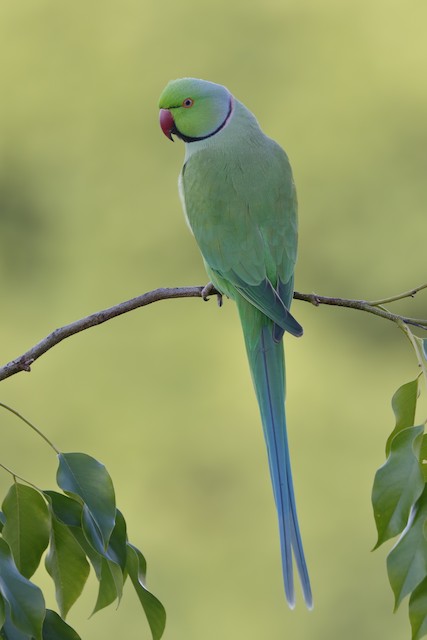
[1,285,426,383]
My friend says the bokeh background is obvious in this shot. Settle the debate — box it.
[1,1,426,638]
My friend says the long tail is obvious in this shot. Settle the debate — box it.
[238,300,312,609]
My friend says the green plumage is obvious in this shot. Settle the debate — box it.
[159,78,311,607]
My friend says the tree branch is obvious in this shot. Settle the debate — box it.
[1,284,426,383]
[0,287,204,382]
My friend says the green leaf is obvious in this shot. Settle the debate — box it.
[72,526,104,580]
[372,425,425,548]
[387,486,427,609]
[0,538,45,639]
[45,512,90,618]
[44,491,104,581]
[92,557,123,615]
[126,543,166,640]
[106,509,128,572]
[0,593,5,628]
[386,379,420,456]
[410,577,427,640]
[81,504,105,555]
[2,483,50,579]
[77,506,128,612]
[1,612,31,639]
[82,507,127,567]
[0,512,5,532]
[419,436,427,483]
[57,453,116,549]
[42,609,81,640]
[46,486,126,570]
[43,491,82,527]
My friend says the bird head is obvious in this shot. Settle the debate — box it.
[158,78,232,143]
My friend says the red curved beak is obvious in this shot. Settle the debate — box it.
[159,108,175,141]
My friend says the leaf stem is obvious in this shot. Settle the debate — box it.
[0,402,60,454]
[0,462,42,492]
[397,322,427,389]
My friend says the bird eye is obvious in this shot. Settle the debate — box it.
[182,98,194,108]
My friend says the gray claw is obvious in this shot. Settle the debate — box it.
[201,282,223,307]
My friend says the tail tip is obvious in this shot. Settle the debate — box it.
[286,594,313,610]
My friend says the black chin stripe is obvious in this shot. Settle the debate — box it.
[173,97,234,143]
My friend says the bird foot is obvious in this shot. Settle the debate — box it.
[201,282,223,307]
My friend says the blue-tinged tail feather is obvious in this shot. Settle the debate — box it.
[238,300,312,608]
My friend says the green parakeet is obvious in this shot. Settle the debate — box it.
[159,78,312,608]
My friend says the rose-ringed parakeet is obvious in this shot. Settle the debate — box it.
[159,78,312,608]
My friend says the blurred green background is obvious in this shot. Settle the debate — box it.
[1,1,426,638]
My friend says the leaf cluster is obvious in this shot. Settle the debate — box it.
[372,347,427,640]
[0,452,165,640]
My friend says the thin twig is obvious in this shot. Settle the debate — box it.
[293,292,427,328]
[1,285,426,383]
[0,402,60,453]
[367,283,427,307]
[0,462,43,493]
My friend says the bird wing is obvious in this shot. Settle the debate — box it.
[182,137,301,337]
